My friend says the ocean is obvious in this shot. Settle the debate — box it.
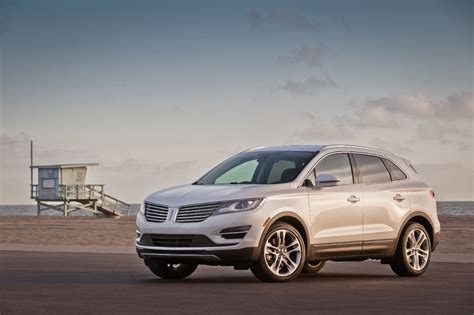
[0,202,472,217]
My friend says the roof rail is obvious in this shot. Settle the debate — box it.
[321,144,394,155]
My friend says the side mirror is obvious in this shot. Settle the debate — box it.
[316,173,340,186]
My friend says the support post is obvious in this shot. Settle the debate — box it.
[64,202,67,217]
[37,202,40,216]
[30,140,33,196]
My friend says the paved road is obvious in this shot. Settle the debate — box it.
[1,251,472,314]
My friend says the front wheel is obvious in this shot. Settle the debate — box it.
[145,260,198,279]
[390,222,431,277]
[251,222,306,282]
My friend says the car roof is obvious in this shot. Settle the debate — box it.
[247,144,392,153]
[247,145,325,152]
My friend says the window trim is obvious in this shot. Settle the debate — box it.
[301,152,356,187]
[298,150,410,187]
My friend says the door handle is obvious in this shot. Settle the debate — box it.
[347,195,360,203]
[393,194,405,202]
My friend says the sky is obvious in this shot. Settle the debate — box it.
[0,0,473,203]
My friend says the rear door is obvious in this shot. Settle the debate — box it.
[353,154,410,255]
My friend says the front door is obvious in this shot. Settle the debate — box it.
[307,153,363,258]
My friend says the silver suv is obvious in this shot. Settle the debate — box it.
[136,145,440,282]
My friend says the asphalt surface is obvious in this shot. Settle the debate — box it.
[1,251,473,314]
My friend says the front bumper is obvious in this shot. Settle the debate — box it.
[135,209,267,265]
[136,245,259,265]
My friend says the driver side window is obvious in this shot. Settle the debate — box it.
[315,153,354,185]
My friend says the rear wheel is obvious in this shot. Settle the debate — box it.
[250,222,306,282]
[145,260,198,279]
[302,260,326,273]
[390,222,431,277]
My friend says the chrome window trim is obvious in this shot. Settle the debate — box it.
[297,149,411,188]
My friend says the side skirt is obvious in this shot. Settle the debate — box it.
[309,239,396,261]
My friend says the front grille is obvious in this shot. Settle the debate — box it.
[144,202,169,223]
[139,234,218,247]
[176,202,222,223]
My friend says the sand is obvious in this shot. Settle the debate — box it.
[0,215,472,254]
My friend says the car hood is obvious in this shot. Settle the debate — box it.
[145,184,291,207]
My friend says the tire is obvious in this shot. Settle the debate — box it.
[144,260,198,279]
[250,222,306,282]
[390,222,431,277]
[302,260,326,274]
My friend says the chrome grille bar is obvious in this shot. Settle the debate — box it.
[176,202,222,223]
[144,202,169,223]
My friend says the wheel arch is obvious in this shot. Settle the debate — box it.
[396,211,435,251]
[256,212,311,256]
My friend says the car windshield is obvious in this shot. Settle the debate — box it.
[195,151,318,185]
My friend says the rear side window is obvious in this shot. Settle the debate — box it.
[383,159,407,181]
[354,154,391,184]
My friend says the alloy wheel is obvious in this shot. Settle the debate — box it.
[264,229,302,277]
[405,228,430,271]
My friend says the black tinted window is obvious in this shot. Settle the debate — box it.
[383,159,407,181]
[315,154,353,185]
[354,154,391,184]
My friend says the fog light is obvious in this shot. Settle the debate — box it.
[220,225,251,233]
[219,225,251,239]
[135,230,141,242]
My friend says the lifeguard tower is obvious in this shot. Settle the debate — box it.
[30,163,130,217]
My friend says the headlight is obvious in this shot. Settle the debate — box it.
[213,198,264,215]
[139,203,145,215]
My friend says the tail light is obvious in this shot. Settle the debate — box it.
[430,190,435,198]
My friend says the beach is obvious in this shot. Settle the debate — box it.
[0,215,472,254]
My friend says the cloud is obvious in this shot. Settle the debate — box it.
[282,44,328,68]
[347,91,473,128]
[438,92,474,120]
[352,105,399,128]
[415,122,472,144]
[364,92,472,121]
[365,94,434,117]
[370,138,414,154]
[291,113,355,142]
[281,74,337,95]
[248,9,320,31]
